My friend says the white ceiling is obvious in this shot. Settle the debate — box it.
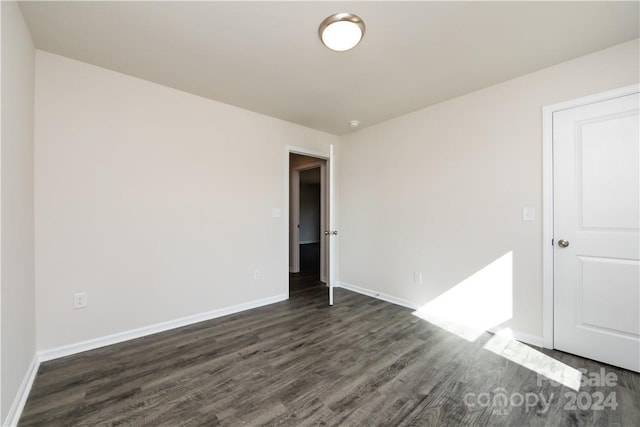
[19,1,639,135]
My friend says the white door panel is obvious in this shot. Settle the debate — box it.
[580,113,639,229]
[554,93,640,372]
[579,256,639,336]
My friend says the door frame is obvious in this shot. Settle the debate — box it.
[541,83,640,348]
[284,145,331,300]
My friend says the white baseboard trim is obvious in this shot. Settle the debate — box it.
[514,331,544,348]
[5,295,287,424]
[336,281,544,348]
[3,354,40,427]
[490,328,544,348]
[336,281,420,310]
[1,286,545,426]
[38,294,287,362]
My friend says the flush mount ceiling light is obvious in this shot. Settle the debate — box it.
[319,13,365,52]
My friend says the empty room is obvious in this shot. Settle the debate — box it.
[1,1,639,426]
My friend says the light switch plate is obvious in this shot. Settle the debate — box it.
[522,207,535,221]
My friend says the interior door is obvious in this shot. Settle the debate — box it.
[328,144,337,305]
[553,92,640,372]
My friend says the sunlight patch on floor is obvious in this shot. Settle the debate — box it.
[484,329,582,391]
[411,251,582,391]
[412,252,513,342]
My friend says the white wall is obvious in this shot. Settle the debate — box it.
[34,51,338,351]
[0,1,36,421]
[338,39,639,338]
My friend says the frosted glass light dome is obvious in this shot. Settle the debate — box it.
[319,13,365,52]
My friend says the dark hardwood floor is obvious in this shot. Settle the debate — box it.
[19,254,640,426]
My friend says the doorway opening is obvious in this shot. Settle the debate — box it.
[289,153,328,296]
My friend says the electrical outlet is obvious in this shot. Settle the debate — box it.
[253,270,260,280]
[73,292,88,309]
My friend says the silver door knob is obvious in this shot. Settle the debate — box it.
[324,230,338,236]
[558,239,570,248]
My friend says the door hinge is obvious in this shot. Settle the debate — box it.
[551,238,554,246]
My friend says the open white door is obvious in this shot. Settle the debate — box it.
[553,92,639,372]
[328,144,337,305]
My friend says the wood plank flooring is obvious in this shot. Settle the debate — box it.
[19,272,640,426]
